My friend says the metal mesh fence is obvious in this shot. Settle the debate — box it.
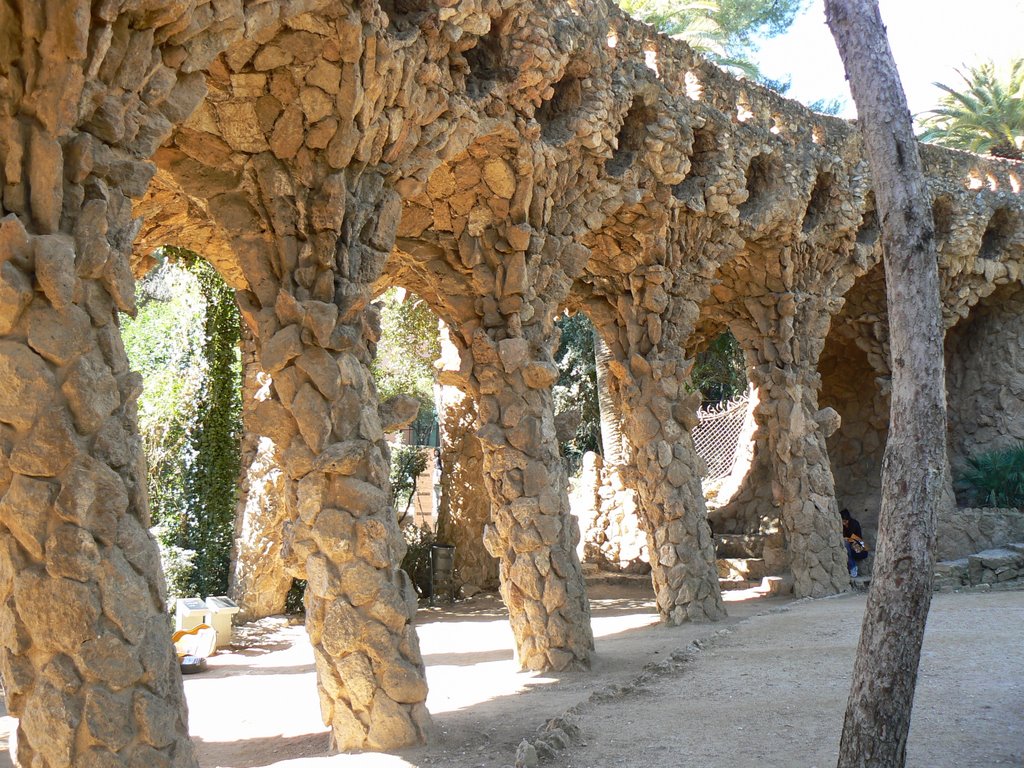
[692,390,751,481]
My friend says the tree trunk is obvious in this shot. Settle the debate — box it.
[593,328,625,467]
[825,2,948,766]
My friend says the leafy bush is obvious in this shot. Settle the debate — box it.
[390,445,428,522]
[401,524,435,598]
[285,579,307,614]
[956,443,1024,508]
[554,313,601,475]
[152,525,197,607]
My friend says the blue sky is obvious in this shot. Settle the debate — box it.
[753,0,1024,120]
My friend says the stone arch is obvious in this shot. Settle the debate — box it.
[606,96,656,177]
[856,191,880,247]
[738,151,783,222]
[978,207,1020,260]
[819,314,889,546]
[536,63,589,145]
[802,170,838,233]
[461,14,520,101]
[672,121,720,206]
[944,281,1024,480]
[932,193,956,252]
[380,0,435,39]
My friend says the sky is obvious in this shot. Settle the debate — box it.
[753,0,1024,120]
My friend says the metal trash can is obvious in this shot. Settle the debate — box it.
[204,596,240,648]
[175,598,208,633]
[430,544,456,605]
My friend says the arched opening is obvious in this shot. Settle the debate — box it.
[606,97,655,177]
[672,124,718,205]
[462,16,518,100]
[856,192,879,246]
[536,66,586,145]
[932,194,955,251]
[124,248,250,611]
[738,153,778,221]
[944,282,1024,489]
[379,0,433,38]
[802,171,836,232]
[978,207,1018,260]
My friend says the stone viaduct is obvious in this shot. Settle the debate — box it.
[0,0,1022,763]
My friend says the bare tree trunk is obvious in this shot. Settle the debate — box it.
[825,2,948,766]
[593,328,625,467]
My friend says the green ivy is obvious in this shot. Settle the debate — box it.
[123,250,242,601]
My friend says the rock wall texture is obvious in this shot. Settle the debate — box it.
[935,507,1024,562]
[230,327,293,621]
[945,283,1024,474]
[435,375,499,591]
[2,0,1024,760]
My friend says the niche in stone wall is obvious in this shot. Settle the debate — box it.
[536,66,587,145]
[738,152,778,220]
[606,97,655,177]
[379,0,432,38]
[932,194,954,251]
[856,192,879,246]
[463,16,518,100]
[801,171,836,232]
[672,124,718,206]
[978,207,1019,260]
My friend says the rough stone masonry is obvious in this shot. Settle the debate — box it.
[0,0,1021,763]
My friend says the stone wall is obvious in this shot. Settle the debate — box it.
[819,334,888,541]
[945,283,1024,475]
[936,507,1024,562]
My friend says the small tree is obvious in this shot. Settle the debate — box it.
[390,445,429,523]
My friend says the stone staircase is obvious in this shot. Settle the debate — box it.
[582,532,791,595]
[714,534,790,595]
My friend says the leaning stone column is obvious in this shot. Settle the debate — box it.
[0,2,233,763]
[737,294,850,597]
[595,268,726,624]
[220,158,431,750]
[230,326,292,621]
[443,223,595,672]
[467,323,594,671]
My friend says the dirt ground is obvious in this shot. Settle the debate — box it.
[0,584,1021,767]
[184,583,1022,768]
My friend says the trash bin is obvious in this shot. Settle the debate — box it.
[204,596,240,648]
[175,598,208,633]
[430,544,456,605]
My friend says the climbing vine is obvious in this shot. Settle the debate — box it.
[122,248,242,601]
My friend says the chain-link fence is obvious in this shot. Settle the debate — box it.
[692,389,751,481]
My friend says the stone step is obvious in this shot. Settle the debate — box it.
[714,533,764,559]
[716,557,767,581]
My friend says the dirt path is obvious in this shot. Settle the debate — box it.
[182,586,1023,768]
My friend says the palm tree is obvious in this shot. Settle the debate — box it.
[919,59,1024,160]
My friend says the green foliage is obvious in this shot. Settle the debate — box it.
[616,0,804,78]
[184,257,242,597]
[554,313,602,475]
[692,330,747,405]
[122,251,242,601]
[919,59,1024,160]
[285,579,307,614]
[373,288,441,438]
[956,443,1024,509]
[401,524,435,598]
[391,445,429,522]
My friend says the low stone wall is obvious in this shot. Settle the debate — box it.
[935,507,1024,561]
[572,453,648,573]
